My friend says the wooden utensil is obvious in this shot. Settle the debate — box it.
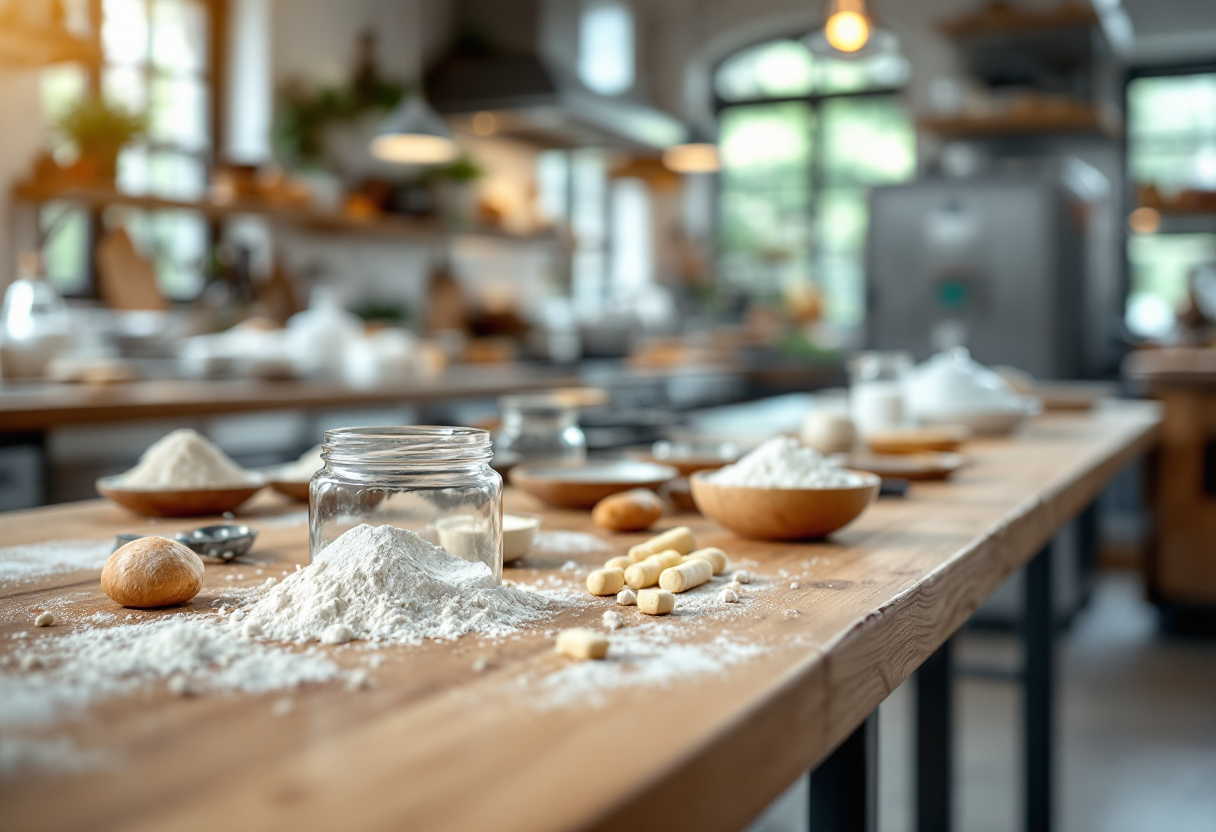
[510,461,679,509]
[96,476,265,518]
[689,471,879,540]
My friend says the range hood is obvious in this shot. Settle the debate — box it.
[425,1,686,151]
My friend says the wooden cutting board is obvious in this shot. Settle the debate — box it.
[95,226,168,311]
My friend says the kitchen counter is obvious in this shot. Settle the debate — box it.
[0,401,1160,831]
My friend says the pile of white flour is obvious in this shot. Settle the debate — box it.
[274,444,324,482]
[117,429,257,490]
[239,524,564,644]
[709,435,866,488]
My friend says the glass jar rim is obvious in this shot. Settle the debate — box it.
[322,426,493,466]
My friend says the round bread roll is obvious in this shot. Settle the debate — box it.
[101,536,206,608]
[592,488,663,532]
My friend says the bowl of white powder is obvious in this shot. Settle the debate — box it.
[266,444,324,502]
[97,429,265,517]
[689,436,879,540]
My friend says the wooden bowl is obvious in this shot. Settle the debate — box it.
[689,471,880,540]
[96,476,265,518]
[510,461,679,510]
[268,479,311,502]
[865,425,971,454]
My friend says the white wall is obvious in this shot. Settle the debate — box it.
[0,72,50,288]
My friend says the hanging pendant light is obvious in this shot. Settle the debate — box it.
[663,125,721,174]
[369,0,458,165]
[803,0,898,60]
[370,94,458,165]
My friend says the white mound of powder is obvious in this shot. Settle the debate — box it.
[709,435,866,489]
[117,429,258,490]
[240,524,564,644]
[274,444,324,483]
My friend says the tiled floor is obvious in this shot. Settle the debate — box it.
[748,572,1216,832]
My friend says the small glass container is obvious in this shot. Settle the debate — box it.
[849,351,913,436]
[494,394,587,465]
[309,426,503,582]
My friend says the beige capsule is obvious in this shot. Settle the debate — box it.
[637,588,675,615]
[658,557,713,593]
[627,526,696,563]
[604,555,632,571]
[556,628,609,660]
[586,567,625,597]
[624,549,684,590]
[684,547,728,575]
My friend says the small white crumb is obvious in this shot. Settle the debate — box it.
[560,560,579,572]
[235,574,245,580]
[544,629,557,638]
[167,673,194,697]
[263,577,277,588]
[229,609,245,623]
[294,564,302,572]
[225,574,236,582]
[790,581,800,590]
[719,588,739,604]
[784,608,800,618]
[602,610,624,630]
[282,570,290,576]
[472,657,490,673]
[616,587,637,606]
[217,605,227,615]
[346,669,370,691]
[255,568,264,576]
[366,654,385,669]
[320,623,355,645]
[270,697,294,717]
[242,619,264,638]
[33,612,55,627]
[19,653,43,671]
[723,581,742,593]
[733,571,752,584]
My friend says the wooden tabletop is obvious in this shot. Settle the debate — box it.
[0,402,1161,832]
[0,365,582,432]
[1123,347,1216,387]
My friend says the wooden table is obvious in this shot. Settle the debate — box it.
[0,402,1161,832]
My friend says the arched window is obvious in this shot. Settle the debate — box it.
[715,38,914,329]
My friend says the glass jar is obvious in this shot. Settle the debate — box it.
[309,426,503,583]
[848,351,913,436]
[494,394,587,465]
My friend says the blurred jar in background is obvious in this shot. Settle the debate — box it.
[849,351,912,436]
[0,253,70,379]
[495,394,587,465]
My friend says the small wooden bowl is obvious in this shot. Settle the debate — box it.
[689,471,880,540]
[865,425,971,454]
[510,461,679,509]
[268,479,311,502]
[96,476,265,518]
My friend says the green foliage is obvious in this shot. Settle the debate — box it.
[429,154,483,183]
[55,96,146,156]
[273,77,406,167]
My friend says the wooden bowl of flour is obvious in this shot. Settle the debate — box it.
[96,476,265,518]
[689,471,879,540]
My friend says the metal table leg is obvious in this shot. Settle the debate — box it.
[916,636,953,832]
[1023,542,1054,832]
[808,711,878,832]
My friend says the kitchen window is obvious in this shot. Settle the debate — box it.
[40,0,218,300]
[714,38,914,329]
[1124,68,1216,339]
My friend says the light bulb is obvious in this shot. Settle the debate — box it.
[663,143,721,174]
[825,10,869,52]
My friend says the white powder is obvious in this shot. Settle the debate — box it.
[531,531,608,556]
[274,445,324,482]
[240,524,566,644]
[708,436,865,488]
[0,539,112,584]
[117,429,259,490]
[0,617,341,732]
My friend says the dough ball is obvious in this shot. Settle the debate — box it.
[101,536,205,608]
[800,410,856,454]
[592,489,664,532]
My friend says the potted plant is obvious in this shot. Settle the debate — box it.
[55,96,147,183]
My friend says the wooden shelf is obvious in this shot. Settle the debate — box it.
[940,3,1099,38]
[918,107,1119,139]
[0,24,100,67]
[13,182,559,245]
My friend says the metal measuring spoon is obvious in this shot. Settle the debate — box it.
[113,524,259,562]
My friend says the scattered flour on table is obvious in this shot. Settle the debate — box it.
[0,737,111,777]
[0,540,112,584]
[116,429,258,490]
[530,531,608,556]
[255,510,310,530]
[709,435,866,488]
[238,524,567,644]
